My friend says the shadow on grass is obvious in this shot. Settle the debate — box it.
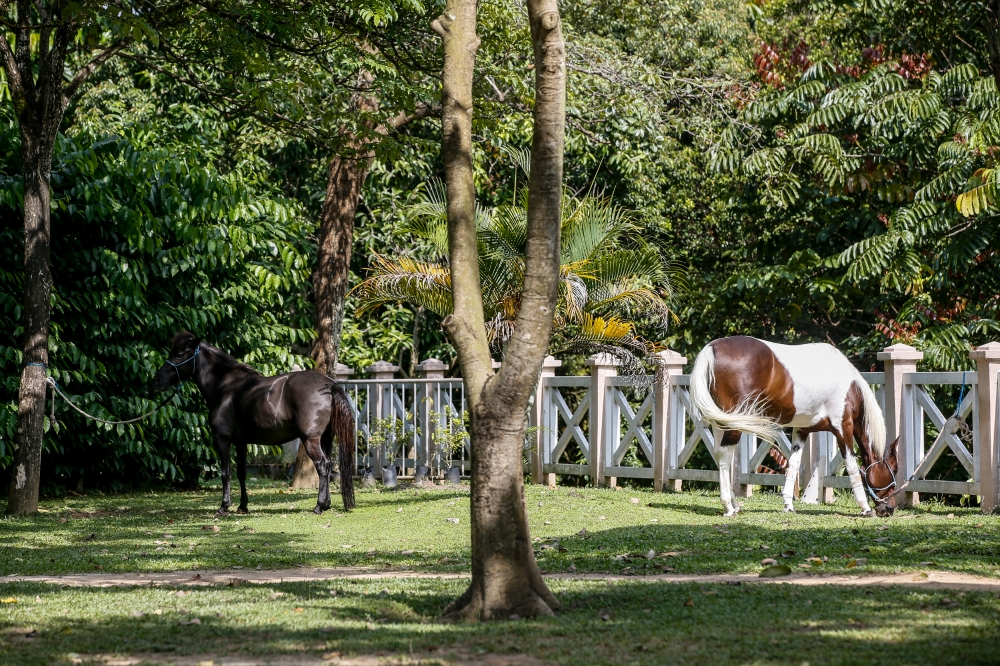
[1,578,999,666]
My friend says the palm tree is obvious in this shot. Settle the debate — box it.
[354,155,679,371]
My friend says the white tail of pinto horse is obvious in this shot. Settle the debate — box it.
[689,345,784,444]
[689,343,887,458]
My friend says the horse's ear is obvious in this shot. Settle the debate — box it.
[886,437,900,467]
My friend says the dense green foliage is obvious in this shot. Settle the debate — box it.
[4,0,1000,491]
[0,83,315,491]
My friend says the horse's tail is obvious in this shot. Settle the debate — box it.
[329,382,356,511]
[850,367,886,458]
[689,344,784,444]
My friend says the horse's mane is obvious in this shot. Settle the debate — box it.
[171,330,263,376]
[205,343,262,376]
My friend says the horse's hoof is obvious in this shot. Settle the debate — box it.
[237,507,249,515]
[861,510,876,518]
[216,508,230,517]
[783,507,796,513]
[723,506,741,517]
[312,506,324,515]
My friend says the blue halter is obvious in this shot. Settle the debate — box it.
[165,345,200,384]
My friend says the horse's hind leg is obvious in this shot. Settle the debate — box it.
[781,429,803,512]
[713,428,741,516]
[236,444,249,514]
[303,437,331,514]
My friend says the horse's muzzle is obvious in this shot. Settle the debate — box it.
[875,504,895,517]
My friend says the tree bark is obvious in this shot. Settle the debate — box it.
[312,72,378,377]
[985,0,1000,93]
[437,0,566,620]
[3,10,71,514]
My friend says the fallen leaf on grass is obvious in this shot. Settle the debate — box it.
[179,618,201,626]
[446,518,460,524]
[567,564,577,572]
[1,598,17,604]
[629,497,640,505]
[683,599,694,607]
[598,515,607,520]
[656,565,675,572]
[293,607,304,613]
[202,525,220,532]
[437,557,462,564]
[919,561,938,566]
[401,550,415,556]
[780,550,796,558]
[597,608,612,621]
[974,523,984,528]
[339,544,353,549]
[661,551,682,557]
[761,558,778,566]
[130,611,146,618]
[939,599,960,608]
[759,565,792,577]
[874,537,889,543]
[544,520,552,525]
[798,563,811,569]
[805,557,824,564]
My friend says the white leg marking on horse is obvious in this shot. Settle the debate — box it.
[782,441,803,511]
[844,453,873,515]
[714,432,739,516]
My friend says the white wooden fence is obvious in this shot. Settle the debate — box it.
[338,342,1000,514]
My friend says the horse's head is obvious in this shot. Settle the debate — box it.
[863,437,899,517]
[152,331,201,391]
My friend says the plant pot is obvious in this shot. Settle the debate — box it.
[413,465,430,483]
[445,465,462,485]
[381,466,398,488]
[361,468,376,488]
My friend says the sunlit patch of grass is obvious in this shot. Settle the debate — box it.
[1,481,998,578]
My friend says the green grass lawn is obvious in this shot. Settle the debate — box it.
[1,481,998,578]
[2,576,999,665]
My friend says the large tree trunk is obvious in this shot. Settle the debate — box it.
[6,141,54,515]
[312,72,378,377]
[3,10,70,514]
[437,0,566,620]
[986,0,1000,92]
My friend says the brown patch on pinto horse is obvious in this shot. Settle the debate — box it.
[709,337,796,446]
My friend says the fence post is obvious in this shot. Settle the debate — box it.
[587,353,619,488]
[971,342,1000,514]
[415,358,448,471]
[365,361,399,472]
[653,349,686,492]
[877,343,923,508]
[333,362,354,382]
[530,356,562,486]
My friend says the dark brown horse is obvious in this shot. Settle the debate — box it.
[690,336,899,517]
[152,332,355,514]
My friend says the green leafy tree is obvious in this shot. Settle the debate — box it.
[354,170,677,371]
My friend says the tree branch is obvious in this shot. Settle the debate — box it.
[63,38,133,102]
[0,31,26,112]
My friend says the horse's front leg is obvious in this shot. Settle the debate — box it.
[842,441,875,517]
[781,430,803,512]
[215,435,233,516]
[236,443,250,514]
[713,428,741,517]
[303,437,331,514]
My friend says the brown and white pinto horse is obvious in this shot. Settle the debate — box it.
[690,336,899,517]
